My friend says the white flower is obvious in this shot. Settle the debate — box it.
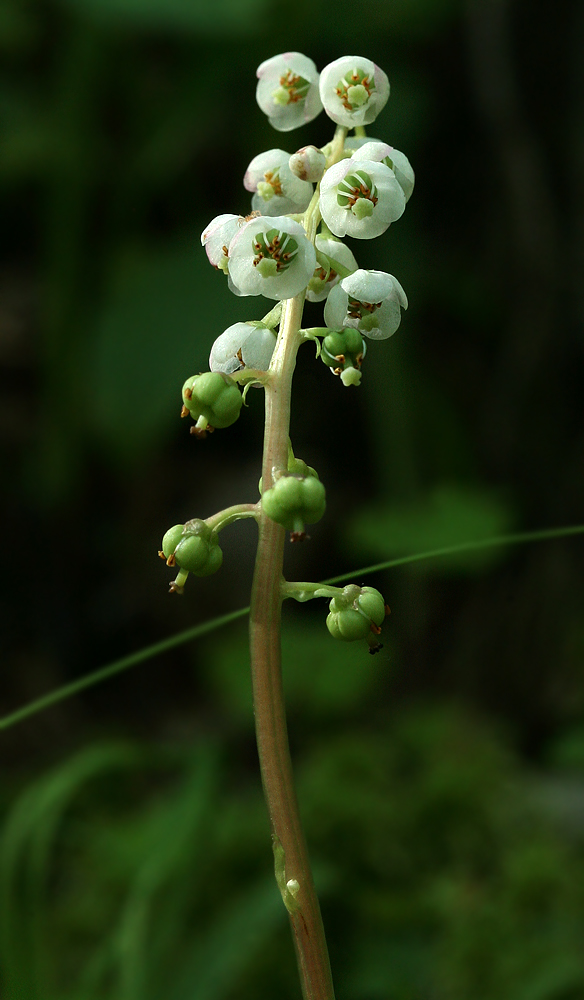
[306,235,358,302]
[210,322,277,374]
[324,269,408,340]
[256,52,323,132]
[228,216,316,301]
[319,159,405,239]
[319,56,389,128]
[352,140,415,202]
[201,214,244,272]
[244,149,313,216]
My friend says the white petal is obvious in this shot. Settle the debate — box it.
[341,269,394,303]
[323,283,349,329]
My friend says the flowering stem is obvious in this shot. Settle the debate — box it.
[249,293,336,1000]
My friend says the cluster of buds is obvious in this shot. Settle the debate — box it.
[160,52,411,651]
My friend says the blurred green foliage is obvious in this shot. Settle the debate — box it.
[3,635,584,999]
[1,0,583,995]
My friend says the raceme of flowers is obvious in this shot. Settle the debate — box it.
[198,52,413,385]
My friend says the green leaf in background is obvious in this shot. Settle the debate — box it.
[87,243,257,462]
[350,483,513,573]
[202,621,380,728]
[56,0,269,34]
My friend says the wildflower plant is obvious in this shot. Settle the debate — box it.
[159,52,413,999]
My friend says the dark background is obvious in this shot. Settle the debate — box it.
[1,0,584,997]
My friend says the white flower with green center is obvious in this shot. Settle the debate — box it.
[256,53,323,132]
[319,159,405,239]
[228,216,316,301]
[209,322,277,375]
[351,140,415,202]
[306,235,358,302]
[324,269,408,340]
[244,149,313,216]
[319,56,389,128]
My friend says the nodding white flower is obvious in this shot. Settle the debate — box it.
[288,145,326,183]
[324,269,408,340]
[209,322,277,375]
[256,52,323,132]
[319,159,405,239]
[306,235,358,302]
[319,56,389,128]
[201,214,245,273]
[228,215,316,301]
[244,149,313,216]
[351,140,415,202]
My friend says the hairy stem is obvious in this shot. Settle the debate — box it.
[249,294,335,1000]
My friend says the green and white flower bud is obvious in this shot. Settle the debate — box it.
[288,145,326,183]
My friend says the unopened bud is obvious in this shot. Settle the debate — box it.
[289,145,326,183]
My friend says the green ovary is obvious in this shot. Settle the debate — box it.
[253,230,299,275]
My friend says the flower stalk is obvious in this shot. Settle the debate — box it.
[249,292,336,1000]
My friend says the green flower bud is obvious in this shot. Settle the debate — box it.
[159,518,223,591]
[326,585,387,645]
[181,372,243,435]
[261,474,326,540]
